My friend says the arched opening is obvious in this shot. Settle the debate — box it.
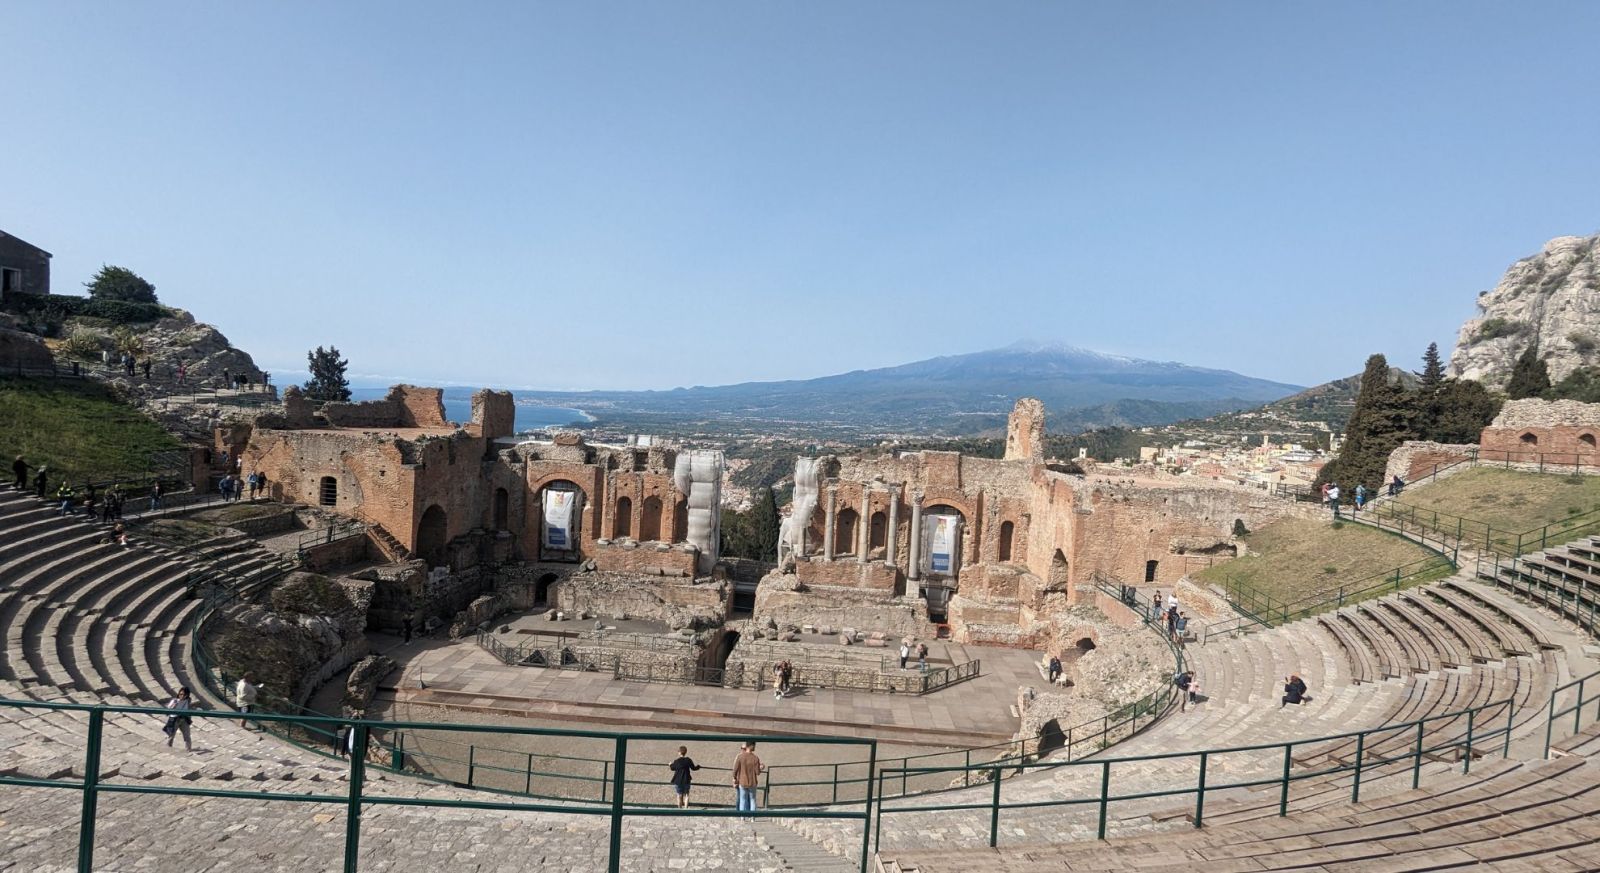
[1520,432,1539,446]
[836,508,859,557]
[1074,637,1096,655]
[640,495,663,542]
[920,506,966,579]
[613,497,633,538]
[697,629,740,685]
[319,476,337,507]
[535,572,559,605]
[673,499,688,543]
[998,521,1015,562]
[1144,559,1159,583]
[1038,718,1066,753]
[1582,433,1597,448]
[1048,549,1069,589]
[416,505,448,569]
[493,488,509,531]
[869,511,887,553]
[538,481,584,560]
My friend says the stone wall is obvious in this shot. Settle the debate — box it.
[751,573,931,640]
[0,325,53,369]
[1384,441,1478,486]
[589,540,700,577]
[300,533,372,573]
[548,571,727,630]
[1480,399,1600,466]
[320,385,449,429]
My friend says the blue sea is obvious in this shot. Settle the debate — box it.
[347,387,589,434]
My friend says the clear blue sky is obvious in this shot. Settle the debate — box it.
[5,2,1597,391]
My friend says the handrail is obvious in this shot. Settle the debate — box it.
[871,691,1517,850]
[1367,500,1600,560]
[0,696,877,873]
[1544,666,1600,758]
[1202,553,1456,642]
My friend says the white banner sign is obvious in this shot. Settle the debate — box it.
[929,515,958,574]
[543,490,577,550]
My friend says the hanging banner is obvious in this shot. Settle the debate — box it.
[543,490,576,550]
[929,515,958,574]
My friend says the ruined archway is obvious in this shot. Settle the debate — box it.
[998,520,1014,563]
[537,480,584,561]
[640,495,663,542]
[1047,549,1069,590]
[836,508,859,557]
[493,488,509,531]
[869,511,887,554]
[535,572,559,605]
[920,505,966,580]
[673,499,688,543]
[416,504,448,569]
[614,496,633,538]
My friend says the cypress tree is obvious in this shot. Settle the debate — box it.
[1427,379,1502,443]
[303,346,353,402]
[748,487,781,562]
[1317,354,1415,492]
[1418,342,1445,392]
[1505,344,1551,399]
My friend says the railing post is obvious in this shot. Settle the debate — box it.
[859,741,877,873]
[1278,744,1292,817]
[988,768,1002,848]
[1412,721,1425,789]
[467,744,476,787]
[1096,760,1112,839]
[1193,751,1208,828]
[1351,732,1365,803]
[1504,699,1515,758]
[607,736,627,873]
[1464,710,1475,774]
[601,759,610,804]
[832,762,840,804]
[526,752,534,794]
[762,762,772,809]
[75,708,105,873]
[343,724,368,873]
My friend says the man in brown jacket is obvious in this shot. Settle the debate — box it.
[732,741,764,819]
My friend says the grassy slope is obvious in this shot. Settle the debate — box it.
[0,376,180,483]
[1195,517,1442,605]
[1394,467,1600,540]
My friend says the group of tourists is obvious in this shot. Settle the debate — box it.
[669,741,765,817]
[102,349,153,381]
[770,660,794,700]
[1319,476,1407,518]
[217,471,267,501]
[898,639,929,672]
[14,455,140,546]
[1174,670,1202,711]
[1149,590,1189,644]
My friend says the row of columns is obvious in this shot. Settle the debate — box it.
[812,483,926,582]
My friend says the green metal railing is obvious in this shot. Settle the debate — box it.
[0,697,877,873]
[1365,500,1600,561]
[1476,550,1600,638]
[870,693,1516,851]
[1544,667,1600,758]
[1203,554,1456,642]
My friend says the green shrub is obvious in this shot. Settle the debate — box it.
[1476,318,1527,341]
[1570,331,1598,353]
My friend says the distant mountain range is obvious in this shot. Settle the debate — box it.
[517,342,1302,436]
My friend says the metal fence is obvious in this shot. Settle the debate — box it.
[1545,667,1600,758]
[1201,554,1457,642]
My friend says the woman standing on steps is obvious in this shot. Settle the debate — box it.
[668,746,701,808]
[163,687,195,751]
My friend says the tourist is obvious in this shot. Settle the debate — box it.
[772,662,785,700]
[236,673,262,729]
[1165,606,1178,639]
[1047,654,1062,685]
[223,368,232,390]
[669,746,701,808]
[1327,483,1341,519]
[1281,674,1308,708]
[1188,675,1202,708]
[11,455,27,489]
[1175,612,1189,645]
[1166,592,1177,612]
[899,642,910,670]
[256,471,269,499]
[111,522,128,546]
[1390,475,1405,497]
[56,483,75,516]
[218,475,232,502]
[176,360,186,384]
[1151,591,1162,622]
[163,687,195,751]
[150,482,164,510]
[1175,671,1192,711]
[402,616,413,643]
[142,359,152,380]
[34,466,48,498]
[1319,481,1330,503]
[1354,484,1367,512]
[247,472,260,500]
[917,642,929,673]
[732,742,764,820]
[101,489,117,523]
[333,724,350,758]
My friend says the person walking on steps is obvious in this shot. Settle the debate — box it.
[1354,483,1367,513]
[34,466,49,499]
[1175,670,1193,711]
[669,746,701,808]
[163,687,195,751]
[150,481,163,511]
[732,742,764,821]
[236,673,262,729]
[12,455,27,489]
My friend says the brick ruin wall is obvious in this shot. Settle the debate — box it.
[1479,399,1600,465]
[1384,441,1478,486]
[320,385,449,429]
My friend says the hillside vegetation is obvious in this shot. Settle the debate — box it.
[0,376,181,483]
[1389,467,1600,541]
[1195,517,1444,605]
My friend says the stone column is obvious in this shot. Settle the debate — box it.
[823,485,837,561]
[886,484,900,569]
[908,494,924,582]
[858,488,871,563]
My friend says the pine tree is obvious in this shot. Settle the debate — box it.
[85,265,158,304]
[1418,342,1445,392]
[1317,354,1416,493]
[303,346,352,402]
[1427,379,1503,443]
[1505,344,1551,399]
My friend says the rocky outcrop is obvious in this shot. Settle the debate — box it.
[0,324,53,370]
[1450,233,1600,387]
[208,572,373,705]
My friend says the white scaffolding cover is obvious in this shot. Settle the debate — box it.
[542,489,580,550]
[779,458,820,564]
